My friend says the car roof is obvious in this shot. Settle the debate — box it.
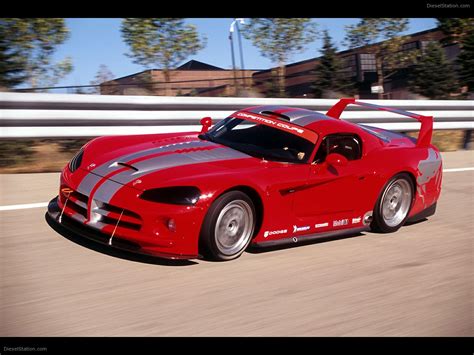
[242,105,360,135]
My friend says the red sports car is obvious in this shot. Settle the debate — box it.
[47,98,442,261]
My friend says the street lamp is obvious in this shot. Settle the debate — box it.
[229,18,245,95]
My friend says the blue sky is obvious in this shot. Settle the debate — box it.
[50,18,438,89]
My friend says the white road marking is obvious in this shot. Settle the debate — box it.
[443,167,474,173]
[0,202,48,211]
[0,167,472,211]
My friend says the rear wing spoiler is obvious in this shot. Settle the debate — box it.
[326,98,433,147]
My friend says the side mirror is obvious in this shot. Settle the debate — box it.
[326,153,348,167]
[200,117,212,133]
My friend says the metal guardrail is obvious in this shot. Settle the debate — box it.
[1,93,473,147]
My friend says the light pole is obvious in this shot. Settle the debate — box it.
[229,18,245,96]
[234,19,246,89]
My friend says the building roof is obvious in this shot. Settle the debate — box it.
[175,60,224,71]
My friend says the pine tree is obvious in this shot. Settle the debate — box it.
[0,40,27,88]
[312,30,353,98]
[457,29,474,93]
[0,26,27,88]
[408,42,458,99]
[89,64,115,94]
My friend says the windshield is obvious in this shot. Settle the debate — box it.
[200,117,315,164]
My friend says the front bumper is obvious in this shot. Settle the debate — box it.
[46,196,198,260]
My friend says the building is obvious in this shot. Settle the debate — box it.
[100,60,259,96]
[101,27,460,99]
[252,28,458,99]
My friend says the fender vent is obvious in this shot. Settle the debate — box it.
[69,149,84,172]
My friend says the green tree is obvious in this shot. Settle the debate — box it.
[408,42,457,99]
[0,18,72,89]
[457,29,474,93]
[0,27,27,88]
[121,18,206,96]
[89,64,115,94]
[345,18,418,99]
[437,18,474,44]
[437,18,474,94]
[242,18,318,97]
[312,30,353,98]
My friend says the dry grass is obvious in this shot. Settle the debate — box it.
[0,139,89,174]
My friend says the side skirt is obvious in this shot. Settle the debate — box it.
[252,226,370,248]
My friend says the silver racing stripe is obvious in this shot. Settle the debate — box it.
[416,148,442,208]
[292,113,329,126]
[77,140,214,197]
[112,147,250,184]
[90,147,251,203]
[90,179,126,204]
[91,140,215,177]
[77,173,103,197]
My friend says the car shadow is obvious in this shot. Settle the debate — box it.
[404,218,428,226]
[45,213,198,266]
[246,231,366,255]
[367,218,429,234]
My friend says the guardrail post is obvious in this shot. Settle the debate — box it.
[462,130,472,150]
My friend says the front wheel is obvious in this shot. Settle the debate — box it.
[200,191,256,261]
[371,173,414,233]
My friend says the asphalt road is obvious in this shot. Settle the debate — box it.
[1,150,473,336]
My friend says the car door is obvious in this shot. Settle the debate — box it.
[292,133,368,224]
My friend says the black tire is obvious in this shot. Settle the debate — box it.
[200,191,256,261]
[371,173,414,233]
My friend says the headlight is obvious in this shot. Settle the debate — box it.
[139,186,201,205]
[69,149,84,173]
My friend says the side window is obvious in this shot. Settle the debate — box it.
[313,134,362,163]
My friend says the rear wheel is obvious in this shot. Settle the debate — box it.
[371,173,414,233]
[200,191,256,261]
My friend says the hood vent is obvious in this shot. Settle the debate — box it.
[116,162,139,171]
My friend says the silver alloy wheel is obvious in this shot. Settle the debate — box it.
[214,199,254,256]
[381,179,412,227]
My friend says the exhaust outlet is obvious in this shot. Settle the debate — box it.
[363,211,373,225]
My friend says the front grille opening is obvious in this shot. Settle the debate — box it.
[101,201,141,220]
[101,215,141,231]
[68,200,87,217]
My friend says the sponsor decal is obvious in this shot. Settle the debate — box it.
[132,179,142,186]
[293,225,310,233]
[352,217,361,224]
[315,222,329,228]
[263,229,288,238]
[333,219,349,227]
[233,112,318,143]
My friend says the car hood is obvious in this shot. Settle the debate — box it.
[79,133,257,190]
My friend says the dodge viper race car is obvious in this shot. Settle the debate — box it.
[46,98,442,261]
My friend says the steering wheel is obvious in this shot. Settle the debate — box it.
[283,146,303,160]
